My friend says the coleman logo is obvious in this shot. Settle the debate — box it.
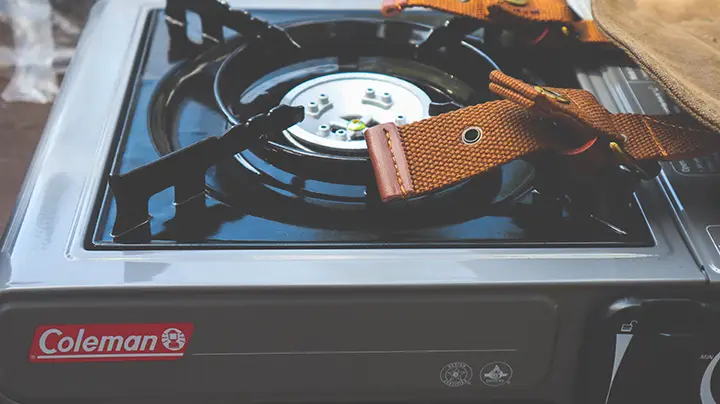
[28,323,194,363]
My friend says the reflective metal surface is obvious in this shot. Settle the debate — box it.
[0,0,703,286]
[281,72,431,152]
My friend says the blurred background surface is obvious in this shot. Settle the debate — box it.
[0,0,94,233]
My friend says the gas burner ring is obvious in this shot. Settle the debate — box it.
[280,72,432,153]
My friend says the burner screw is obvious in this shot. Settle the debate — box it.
[365,88,376,98]
[318,124,330,137]
[307,101,319,113]
[381,92,392,103]
[318,93,330,105]
[335,129,349,140]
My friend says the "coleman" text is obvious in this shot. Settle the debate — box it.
[39,328,158,354]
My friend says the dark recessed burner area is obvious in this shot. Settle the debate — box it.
[88,3,654,249]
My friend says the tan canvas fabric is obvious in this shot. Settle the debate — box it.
[592,0,720,132]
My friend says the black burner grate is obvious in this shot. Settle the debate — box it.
[88,2,655,249]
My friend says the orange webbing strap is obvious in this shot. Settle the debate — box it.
[571,20,607,44]
[381,0,608,44]
[613,114,718,161]
[366,101,541,201]
[365,71,720,202]
[488,71,718,161]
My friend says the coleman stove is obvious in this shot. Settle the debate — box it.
[2,0,720,403]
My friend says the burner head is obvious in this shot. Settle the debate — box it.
[212,17,503,166]
[149,17,536,219]
[280,72,431,154]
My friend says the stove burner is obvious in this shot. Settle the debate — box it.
[280,72,431,154]
[120,14,540,239]
[212,16,503,165]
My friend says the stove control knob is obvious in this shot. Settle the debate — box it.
[579,298,714,404]
[701,353,720,404]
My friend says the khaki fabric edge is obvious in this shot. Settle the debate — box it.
[591,0,720,133]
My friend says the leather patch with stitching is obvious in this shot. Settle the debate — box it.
[365,123,414,202]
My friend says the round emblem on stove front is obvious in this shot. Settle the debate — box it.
[161,328,187,351]
[440,362,473,387]
[480,361,513,386]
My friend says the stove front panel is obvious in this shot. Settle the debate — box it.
[0,291,557,403]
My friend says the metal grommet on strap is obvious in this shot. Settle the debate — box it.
[534,86,571,104]
[462,127,483,144]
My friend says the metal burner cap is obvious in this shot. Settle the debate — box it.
[280,72,431,153]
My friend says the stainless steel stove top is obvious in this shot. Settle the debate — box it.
[0,0,706,287]
[0,1,719,404]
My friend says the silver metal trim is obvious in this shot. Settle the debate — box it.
[193,348,518,357]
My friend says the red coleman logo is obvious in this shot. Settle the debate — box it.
[28,323,194,363]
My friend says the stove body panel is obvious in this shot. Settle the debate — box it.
[1,0,702,288]
[0,285,715,404]
[0,1,716,404]
[0,290,562,402]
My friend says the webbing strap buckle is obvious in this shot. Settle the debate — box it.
[608,141,655,181]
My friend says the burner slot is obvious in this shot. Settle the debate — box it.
[529,152,659,235]
[415,17,485,58]
[429,100,464,115]
[165,0,300,60]
[109,105,304,241]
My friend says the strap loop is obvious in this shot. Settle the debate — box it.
[381,0,408,16]
[608,141,654,180]
[365,71,719,201]
[380,0,610,44]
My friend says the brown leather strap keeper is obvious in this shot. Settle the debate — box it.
[381,0,609,44]
[365,71,720,202]
[365,123,415,199]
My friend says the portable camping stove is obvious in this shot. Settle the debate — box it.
[2,1,720,403]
